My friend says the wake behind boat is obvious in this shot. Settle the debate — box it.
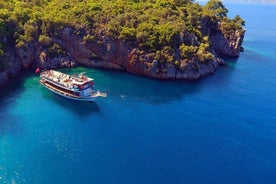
[40,70,106,102]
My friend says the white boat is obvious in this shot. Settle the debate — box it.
[40,70,106,102]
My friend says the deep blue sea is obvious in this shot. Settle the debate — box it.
[1,3,276,184]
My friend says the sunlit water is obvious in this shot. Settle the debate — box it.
[1,3,276,184]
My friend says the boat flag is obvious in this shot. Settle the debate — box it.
[35,67,40,74]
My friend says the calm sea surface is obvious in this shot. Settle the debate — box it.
[1,3,276,184]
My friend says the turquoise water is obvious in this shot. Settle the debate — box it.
[1,3,276,184]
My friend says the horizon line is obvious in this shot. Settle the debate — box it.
[197,0,276,4]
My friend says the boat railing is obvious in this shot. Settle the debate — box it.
[42,81,80,98]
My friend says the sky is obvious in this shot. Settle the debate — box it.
[225,0,276,3]
[198,0,276,4]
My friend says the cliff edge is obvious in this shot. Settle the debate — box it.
[0,0,245,87]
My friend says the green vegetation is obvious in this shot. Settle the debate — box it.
[0,0,245,70]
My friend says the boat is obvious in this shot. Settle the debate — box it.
[39,70,107,102]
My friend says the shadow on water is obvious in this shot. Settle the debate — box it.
[0,64,241,116]
[222,56,239,63]
[219,56,240,74]
[93,68,203,105]
[42,91,100,116]
[0,70,34,106]
[205,54,248,89]
[0,70,36,136]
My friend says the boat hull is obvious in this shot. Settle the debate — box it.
[40,80,96,102]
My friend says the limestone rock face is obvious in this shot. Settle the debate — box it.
[6,49,22,76]
[0,22,245,86]
[0,71,8,87]
[53,27,127,70]
[38,51,77,69]
[48,28,229,80]
[0,48,22,87]
[210,29,245,57]
[16,42,37,69]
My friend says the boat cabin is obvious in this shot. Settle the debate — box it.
[69,73,94,91]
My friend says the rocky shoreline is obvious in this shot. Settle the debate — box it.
[0,26,244,87]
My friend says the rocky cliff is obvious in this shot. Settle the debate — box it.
[0,24,245,87]
[210,28,245,57]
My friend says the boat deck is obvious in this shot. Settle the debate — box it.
[40,80,80,99]
[39,70,107,101]
[41,70,94,88]
[41,79,107,98]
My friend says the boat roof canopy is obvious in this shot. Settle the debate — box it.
[70,74,94,85]
[45,70,94,86]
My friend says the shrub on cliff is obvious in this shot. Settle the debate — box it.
[220,15,246,37]
[0,0,245,69]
